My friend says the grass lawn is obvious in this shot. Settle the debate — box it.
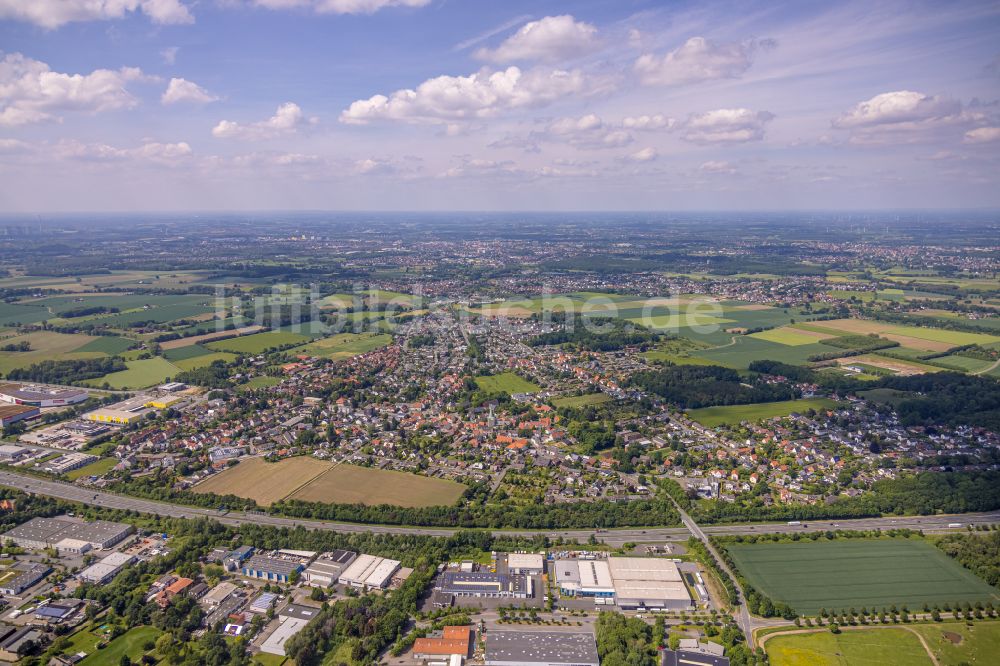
[686,398,840,427]
[475,372,541,394]
[766,628,932,666]
[65,457,118,480]
[85,356,180,389]
[289,463,467,508]
[253,653,288,666]
[240,375,283,389]
[552,393,611,408]
[912,621,1000,665]
[206,330,310,354]
[726,538,999,615]
[58,625,162,666]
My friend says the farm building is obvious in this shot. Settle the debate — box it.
[436,571,531,599]
[0,383,88,408]
[0,404,39,428]
[303,550,357,587]
[1,516,132,551]
[506,552,544,575]
[338,553,401,590]
[485,631,599,666]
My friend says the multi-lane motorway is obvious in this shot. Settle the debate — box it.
[3,470,999,546]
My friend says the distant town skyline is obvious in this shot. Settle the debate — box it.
[1,0,999,212]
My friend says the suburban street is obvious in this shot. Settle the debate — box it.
[2,469,998,547]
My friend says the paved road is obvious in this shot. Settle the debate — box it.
[1,470,998,547]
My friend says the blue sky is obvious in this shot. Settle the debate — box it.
[0,0,998,212]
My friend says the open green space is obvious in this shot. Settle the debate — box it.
[240,375,283,390]
[0,331,102,374]
[475,372,541,394]
[692,336,830,368]
[687,398,840,427]
[727,538,999,615]
[85,357,180,389]
[912,621,1000,665]
[750,327,828,346]
[0,302,52,326]
[56,624,162,666]
[206,330,311,354]
[765,628,931,666]
[162,344,214,361]
[65,457,118,480]
[173,351,238,371]
[298,332,392,359]
[74,336,134,355]
[552,393,611,408]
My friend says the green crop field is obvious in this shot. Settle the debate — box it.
[642,352,718,365]
[74,336,134,355]
[750,327,828,346]
[163,344,214,361]
[173,351,238,371]
[727,538,999,615]
[0,331,102,374]
[765,628,931,666]
[885,325,1000,347]
[206,330,310,354]
[299,332,392,359]
[85,357,180,389]
[475,372,541,394]
[552,393,611,408]
[686,398,840,427]
[692,336,831,368]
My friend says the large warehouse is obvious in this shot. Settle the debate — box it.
[485,631,599,666]
[0,383,89,408]
[554,557,692,609]
[1,516,132,552]
[338,554,401,590]
[0,404,39,429]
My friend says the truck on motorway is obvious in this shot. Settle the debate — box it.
[948,523,963,528]
[787,521,801,526]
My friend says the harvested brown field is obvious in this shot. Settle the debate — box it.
[160,325,265,350]
[289,463,467,508]
[881,334,954,352]
[193,456,332,506]
[838,354,943,376]
[817,319,895,335]
[730,303,773,311]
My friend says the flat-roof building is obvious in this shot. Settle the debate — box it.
[84,396,155,425]
[0,383,89,408]
[1,516,132,551]
[338,553,401,590]
[0,563,51,595]
[607,557,691,610]
[304,550,356,587]
[506,553,544,575]
[554,559,615,598]
[662,648,730,666]
[437,572,531,599]
[0,404,39,428]
[485,631,599,666]
[78,552,135,585]
[242,555,305,583]
[41,452,97,475]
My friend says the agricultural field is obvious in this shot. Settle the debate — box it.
[552,393,612,408]
[0,331,101,374]
[750,326,834,346]
[726,538,999,615]
[173,351,238,371]
[85,357,180,389]
[475,372,541,394]
[692,336,831,369]
[288,463,467,508]
[765,628,932,666]
[838,354,944,376]
[74,336,134,355]
[298,332,391,359]
[206,330,311,354]
[0,302,51,326]
[193,456,333,507]
[159,325,264,350]
[686,398,840,427]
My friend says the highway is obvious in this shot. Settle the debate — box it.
[2,470,998,547]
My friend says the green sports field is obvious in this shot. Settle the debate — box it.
[475,372,541,394]
[686,398,840,427]
[727,538,999,615]
[765,628,931,666]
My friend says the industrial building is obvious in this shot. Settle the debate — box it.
[606,557,691,610]
[413,625,472,661]
[241,554,306,583]
[662,646,730,666]
[41,452,97,475]
[506,552,544,575]
[0,383,89,408]
[485,631,599,666]
[436,571,531,599]
[84,396,156,425]
[554,559,615,599]
[0,404,39,428]
[338,553,401,590]
[303,549,356,587]
[1,516,132,552]
[78,551,135,585]
[0,562,51,595]
[0,444,30,462]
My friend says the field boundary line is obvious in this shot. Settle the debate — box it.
[280,461,340,502]
[756,625,939,666]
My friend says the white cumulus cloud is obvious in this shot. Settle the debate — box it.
[680,108,774,143]
[0,53,149,126]
[55,139,192,164]
[0,0,192,29]
[542,114,633,150]
[964,127,1000,144]
[634,36,771,86]
[833,91,962,129]
[625,147,658,162]
[475,15,599,63]
[622,114,674,131]
[340,66,594,124]
[162,78,218,105]
[212,102,313,139]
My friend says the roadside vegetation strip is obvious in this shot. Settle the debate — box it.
[686,398,840,428]
[725,538,999,616]
[761,626,937,666]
